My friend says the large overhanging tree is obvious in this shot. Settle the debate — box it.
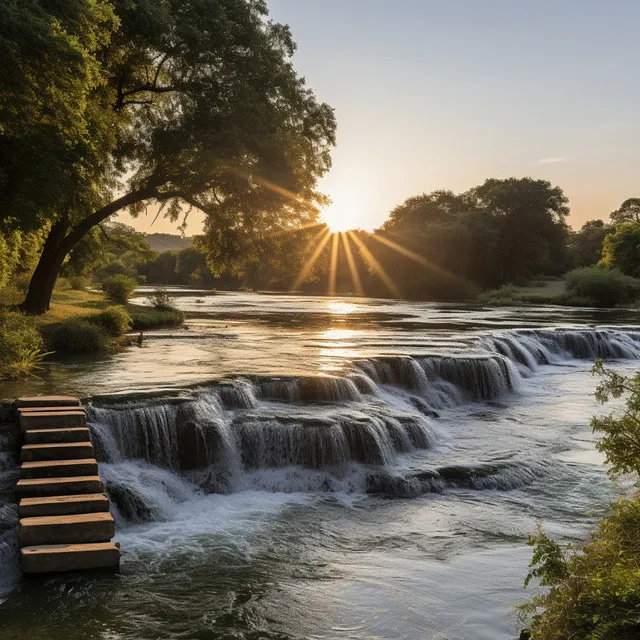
[0,0,336,313]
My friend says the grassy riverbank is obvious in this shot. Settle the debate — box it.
[479,268,640,308]
[0,285,184,380]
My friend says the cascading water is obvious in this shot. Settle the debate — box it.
[75,327,640,524]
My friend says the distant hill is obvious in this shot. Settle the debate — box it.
[146,233,193,253]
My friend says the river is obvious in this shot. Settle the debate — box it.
[1,291,638,639]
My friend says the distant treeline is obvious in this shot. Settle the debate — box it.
[2,179,639,301]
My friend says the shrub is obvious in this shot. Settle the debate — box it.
[92,305,132,336]
[564,266,640,308]
[128,305,184,330]
[69,275,91,291]
[520,364,640,638]
[149,288,174,311]
[477,285,522,306]
[0,311,48,379]
[49,318,108,354]
[101,274,138,305]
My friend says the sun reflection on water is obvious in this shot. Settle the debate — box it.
[326,301,358,315]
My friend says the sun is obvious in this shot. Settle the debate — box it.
[321,199,363,233]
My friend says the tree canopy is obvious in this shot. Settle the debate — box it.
[0,0,336,313]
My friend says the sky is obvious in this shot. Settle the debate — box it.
[120,0,640,235]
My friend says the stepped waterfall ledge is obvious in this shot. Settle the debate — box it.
[72,328,640,511]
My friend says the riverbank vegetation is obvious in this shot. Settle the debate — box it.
[519,363,640,639]
[0,281,183,378]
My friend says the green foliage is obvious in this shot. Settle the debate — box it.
[524,522,569,589]
[5,0,335,313]
[0,311,47,379]
[48,318,107,353]
[521,365,640,639]
[68,275,91,291]
[378,178,570,297]
[91,305,132,336]
[128,305,184,330]
[599,222,640,276]
[610,198,640,225]
[568,219,613,268]
[565,267,640,307]
[149,289,174,311]
[101,274,138,305]
[521,498,640,640]
[0,0,119,232]
[477,285,522,306]
[591,360,640,478]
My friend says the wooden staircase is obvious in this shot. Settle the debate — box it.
[13,396,120,574]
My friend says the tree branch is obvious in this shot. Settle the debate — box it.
[61,185,159,254]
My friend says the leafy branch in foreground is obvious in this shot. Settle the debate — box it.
[519,361,640,640]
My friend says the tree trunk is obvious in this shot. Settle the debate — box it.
[20,185,161,314]
[21,220,70,315]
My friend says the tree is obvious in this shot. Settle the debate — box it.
[567,219,613,267]
[469,177,570,283]
[599,222,640,276]
[62,222,154,279]
[610,198,640,225]
[0,0,119,236]
[376,178,570,298]
[1,0,336,313]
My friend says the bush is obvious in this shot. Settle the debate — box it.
[69,275,91,291]
[49,318,108,354]
[0,311,48,379]
[520,364,640,638]
[520,499,640,640]
[92,305,132,336]
[101,274,138,305]
[477,285,522,306]
[149,288,174,311]
[128,304,184,330]
[564,266,640,308]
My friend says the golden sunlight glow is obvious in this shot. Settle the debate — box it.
[328,233,340,295]
[326,301,358,315]
[291,227,331,290]
[321,197,368,233]
[347,231,401,297]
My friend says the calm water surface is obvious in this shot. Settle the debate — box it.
[1,291,638,639]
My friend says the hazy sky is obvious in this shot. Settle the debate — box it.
[120,0,640,235]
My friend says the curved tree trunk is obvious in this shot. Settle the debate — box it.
[21,220,70,314]
[20,185,162,315]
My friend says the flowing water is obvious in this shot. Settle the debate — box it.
[1,291,639,639]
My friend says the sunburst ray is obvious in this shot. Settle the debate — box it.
[340,233,364,296]
[347,231,401,297]
[370,232,471,287]
[328,232,340,296]
[291,227,331,291]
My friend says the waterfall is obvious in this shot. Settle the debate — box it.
[79,326,640,523]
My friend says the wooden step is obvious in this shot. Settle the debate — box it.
[18,406,86,415]
[19,411,86,430]
[19,494,110,518]
[15,396,81,408]
[21,459,98,479]
[21,442,94,462]
[24,427,91,444]
[16,476,104,499]
[20,542,120,574]
[19,512,115,547]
